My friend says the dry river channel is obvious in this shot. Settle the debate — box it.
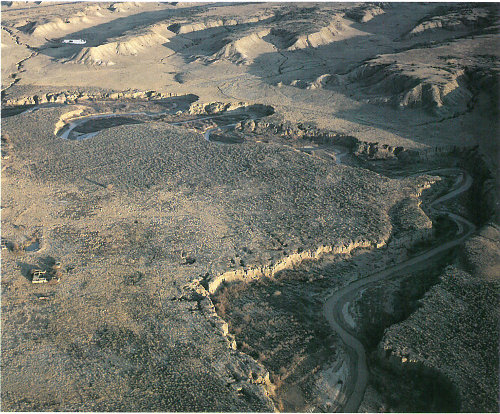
[55,104,256,141]
[6,101,468,412]
[324,168,475,412]
[54,105,348,162]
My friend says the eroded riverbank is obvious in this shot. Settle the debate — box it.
[210,158,477,412]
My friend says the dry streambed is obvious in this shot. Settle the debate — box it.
[212,165,474,412]
[3,95,478,412]
[52,100,275,142]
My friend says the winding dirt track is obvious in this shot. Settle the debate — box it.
[323,169,475,413]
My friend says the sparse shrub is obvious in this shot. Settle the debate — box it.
[215,301,226,316]
[123,271,144,286]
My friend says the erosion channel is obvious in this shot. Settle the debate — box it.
[213,158,475,412]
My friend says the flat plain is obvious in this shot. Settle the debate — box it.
[1,2,499,412]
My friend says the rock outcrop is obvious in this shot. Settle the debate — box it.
[404,4,496,38]
[340,60,473,115]
[182,276,277,409]
[345,4,385,23]
[2,89,175,107]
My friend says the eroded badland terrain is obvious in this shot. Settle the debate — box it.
[1,1,499,412]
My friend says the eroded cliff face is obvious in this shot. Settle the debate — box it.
[207,238,380,295]
[2,89,175,107]
[184,237,385,412]
[237,117,480,163]
[194,168,441,412]
[178,277,277,409]
[237,118,359,148]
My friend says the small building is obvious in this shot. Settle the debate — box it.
[31,269,49,284]
[62,39,86,45]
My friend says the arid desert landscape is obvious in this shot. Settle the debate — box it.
[1,1,499,412]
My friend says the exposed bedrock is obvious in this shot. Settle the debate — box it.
[1,88,182,107]
[178,277,277,408]
[238,118,360,149]
[167,13,276,35]
[403,3,497,39]
[188,101,274,117]
[207,238,382,296]
[344,4,385,23]
[340,61,474,115]
[237,117,479,163]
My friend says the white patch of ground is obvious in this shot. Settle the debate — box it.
[313,359,349,412]
[342,301,357,330]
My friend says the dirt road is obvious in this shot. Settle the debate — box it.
[323,169,475,413]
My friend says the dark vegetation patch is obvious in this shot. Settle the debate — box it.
[377,266,499,412]
[122,271,144,286]
[370,362,461,412]
[1,104,35,117]
[209,133,245,144]
[73,116,143,135]
[352,249,456,350]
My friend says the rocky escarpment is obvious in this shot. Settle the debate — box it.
[353,141,477,162]
[206,174,438,296]
[179,277,277,409]
[187,101,274,116]
[285,18,356,51]
[404,4,497,39]
[237,117,476,163]
[2,88,178,107]
[167,13,276,35]
[207,238,384,296]
[238,118,358,147]
[344,4,385,23]
[337,60,473,115]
